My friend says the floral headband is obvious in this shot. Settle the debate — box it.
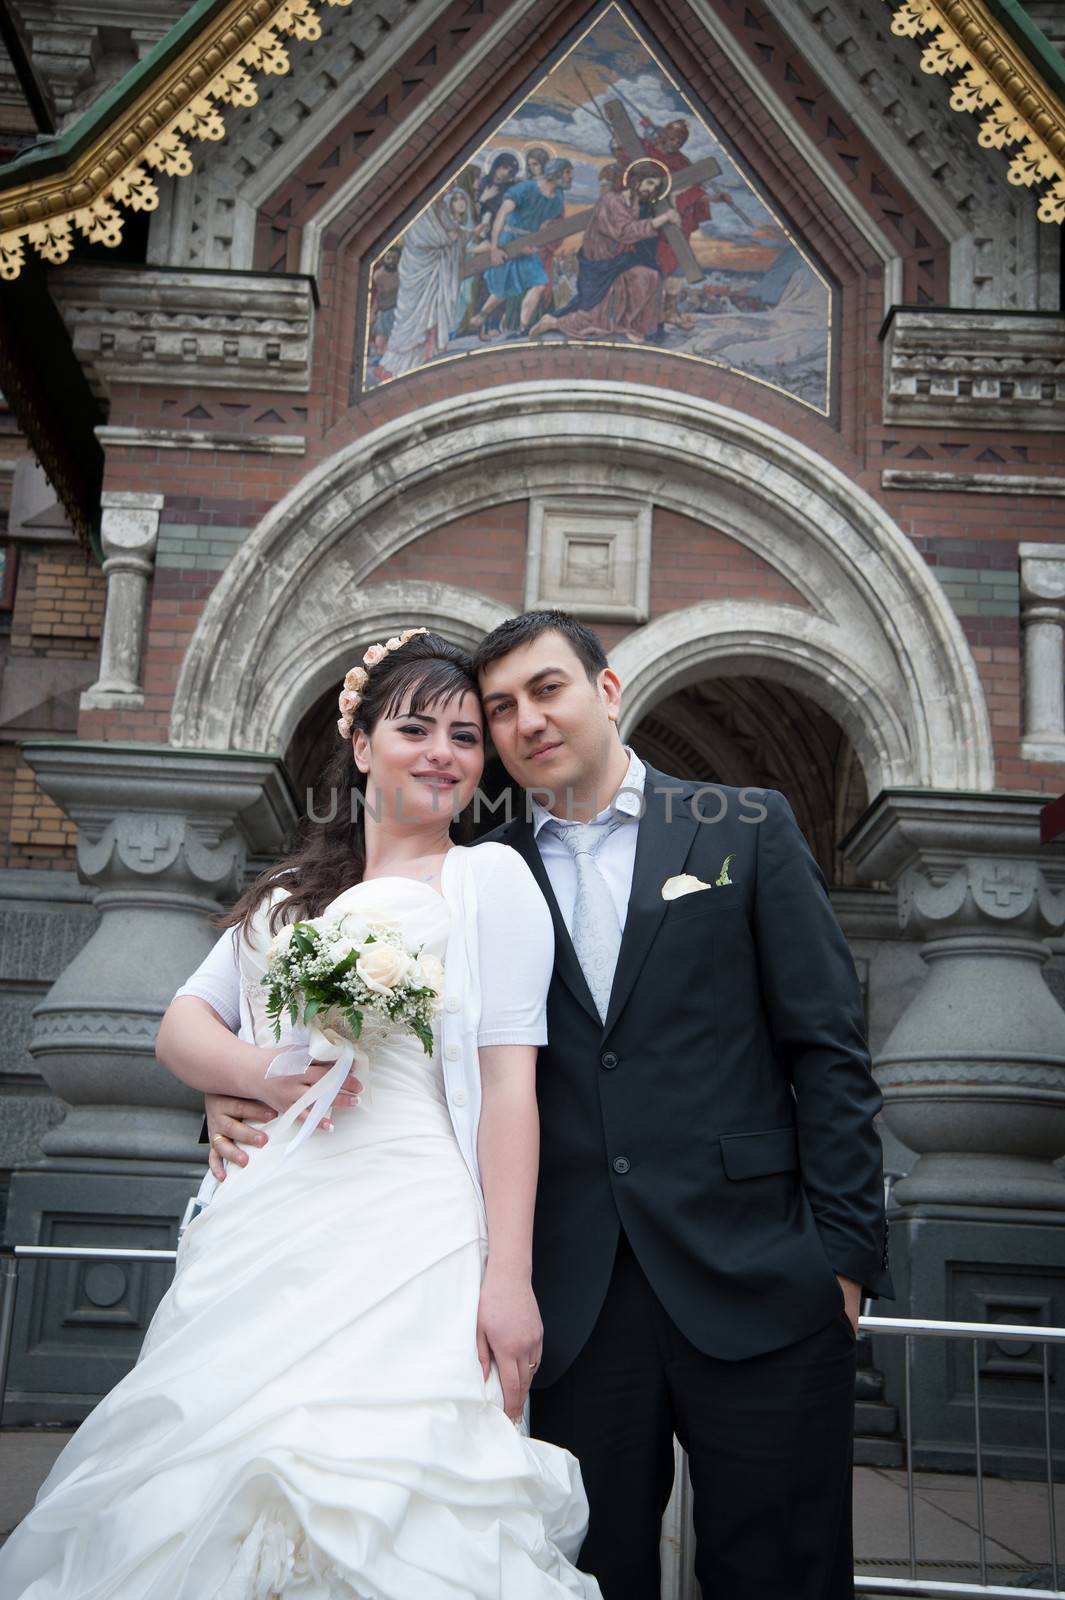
[337,627,429,739]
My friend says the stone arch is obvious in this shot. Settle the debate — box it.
[169,380,993,793]
[192,580,509,761]
[613,603,908,786]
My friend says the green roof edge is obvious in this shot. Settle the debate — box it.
[984,0,1065,105]
[0,0,232,194]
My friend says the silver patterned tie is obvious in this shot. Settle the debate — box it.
[551,810,632,1022]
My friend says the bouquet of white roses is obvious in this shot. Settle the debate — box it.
[259,913,445,1155]
[264,912,444,1055]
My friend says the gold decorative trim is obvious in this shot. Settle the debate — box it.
[0,0,352,280]
[887,0,1065,223]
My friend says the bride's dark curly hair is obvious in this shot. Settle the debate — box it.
[217,631,480,935]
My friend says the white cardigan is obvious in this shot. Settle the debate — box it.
[173,843,555,1212]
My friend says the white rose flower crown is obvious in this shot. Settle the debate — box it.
[336,627,430,739]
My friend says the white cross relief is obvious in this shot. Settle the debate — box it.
[981,866,1028,911]
[126,817,171,865]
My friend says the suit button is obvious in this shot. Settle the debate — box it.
[451,1088,468,1108]
[612,1156,630,1175]
[601,1051,618,1070]
[444,996,460,1014]
[445,1043,461,1061]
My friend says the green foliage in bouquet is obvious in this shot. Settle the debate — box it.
[263,916,443,1057]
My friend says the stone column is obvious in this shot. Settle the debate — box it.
[1020,543,1065,763]
[845,791,1065,1475]
[3,742,298,1423]
[847,793,1065,1211]
[81,491,162,711]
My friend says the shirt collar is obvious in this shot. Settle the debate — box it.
[530,747,646,837]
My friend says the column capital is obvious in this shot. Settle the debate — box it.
[19,742,299,1162]
[842,788,1065,1210]
[1019,543,1065,608]
[20,742,297,878]
[99,495,161,564]
[843,790,1065,888]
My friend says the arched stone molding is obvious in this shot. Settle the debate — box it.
[614,603,911,795]
[169,380,993,793]
[191,579,509,760]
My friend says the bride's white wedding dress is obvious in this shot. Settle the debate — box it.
[0,871,600,1599]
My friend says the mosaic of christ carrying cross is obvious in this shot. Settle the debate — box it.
[359,3,833,414]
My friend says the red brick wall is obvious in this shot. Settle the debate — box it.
[0,545,104,868]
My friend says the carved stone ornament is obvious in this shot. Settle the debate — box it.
[525,496,652,623]
[52,266,314,396]
[75,812,243,893]
[896,856,1065,935]
[882,309,1065,430]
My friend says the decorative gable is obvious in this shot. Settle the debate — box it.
[357,2,834,414]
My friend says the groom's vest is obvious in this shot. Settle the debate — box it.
[491,769,890,1388]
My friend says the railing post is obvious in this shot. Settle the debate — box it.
[0,1251,19,1428]
[1043,1344,1060,1593]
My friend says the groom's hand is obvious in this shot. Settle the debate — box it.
[205,1057,365,1178]
[837,1273,861,1335]
[205,1094,275,1180]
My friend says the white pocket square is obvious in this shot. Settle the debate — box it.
[661,873,712,901]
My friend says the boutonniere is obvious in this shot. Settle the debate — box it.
[661,855,736,901]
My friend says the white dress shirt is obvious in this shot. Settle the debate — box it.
[530,746,645,937]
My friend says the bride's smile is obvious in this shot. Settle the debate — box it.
[353,694,484,830]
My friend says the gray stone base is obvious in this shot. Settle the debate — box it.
[854,1340,904,1468]
[875,1204,1065,1479]
[2,1158,202,1425]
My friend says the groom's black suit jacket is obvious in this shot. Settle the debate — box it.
[487,769,892,1390]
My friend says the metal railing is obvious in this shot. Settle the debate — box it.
[856,1315,1062,1600]
[0,1245,177,1430]
[0,1249,1061,1598]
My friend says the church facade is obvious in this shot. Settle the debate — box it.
[0,0,1063,1533]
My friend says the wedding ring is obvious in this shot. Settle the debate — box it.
[212,1133,226,1148]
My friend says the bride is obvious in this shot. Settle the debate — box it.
[0,629,601,1600]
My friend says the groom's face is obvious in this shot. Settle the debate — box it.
[479,631,622,800]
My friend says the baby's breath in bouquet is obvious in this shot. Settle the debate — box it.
[264,911,444,1057]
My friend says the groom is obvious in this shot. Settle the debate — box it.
[475,611,889,1599]
[210,610,890,1598]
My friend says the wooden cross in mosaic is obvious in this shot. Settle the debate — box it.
[462,99,719,284]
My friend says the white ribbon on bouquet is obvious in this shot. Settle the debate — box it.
[264,1022,370,1158]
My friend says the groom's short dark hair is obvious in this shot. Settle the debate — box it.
[473,610,608,684]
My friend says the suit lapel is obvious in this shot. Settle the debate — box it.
[602,770,698,1038]
[503,817,602,1027]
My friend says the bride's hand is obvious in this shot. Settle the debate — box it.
[257,1055,364,1122]
[206,1052,364,1178]
[476,1268,544,1424]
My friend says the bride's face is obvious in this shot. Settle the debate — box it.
[354,689,484,826]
